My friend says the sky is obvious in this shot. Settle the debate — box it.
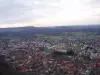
[0,0,100,28]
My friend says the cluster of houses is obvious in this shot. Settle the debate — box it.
[0,38,100,75]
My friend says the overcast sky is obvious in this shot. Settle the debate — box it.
[0,0,100,28]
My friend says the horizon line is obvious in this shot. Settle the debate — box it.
[0,24,100,28]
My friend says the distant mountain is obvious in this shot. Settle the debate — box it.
[0,25,100,38]
[0,26,36,32]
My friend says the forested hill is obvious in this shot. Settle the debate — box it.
[0,25,100,37]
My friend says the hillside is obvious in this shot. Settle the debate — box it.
[0,25,100,38]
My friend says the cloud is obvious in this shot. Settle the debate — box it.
[0,0,100,27]
[0,0,60,25]
[32,0,100,26]
[0,0,34,24]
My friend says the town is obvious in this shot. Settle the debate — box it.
[0,32,100,75]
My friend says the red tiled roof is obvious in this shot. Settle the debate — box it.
[64,67,72,71]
